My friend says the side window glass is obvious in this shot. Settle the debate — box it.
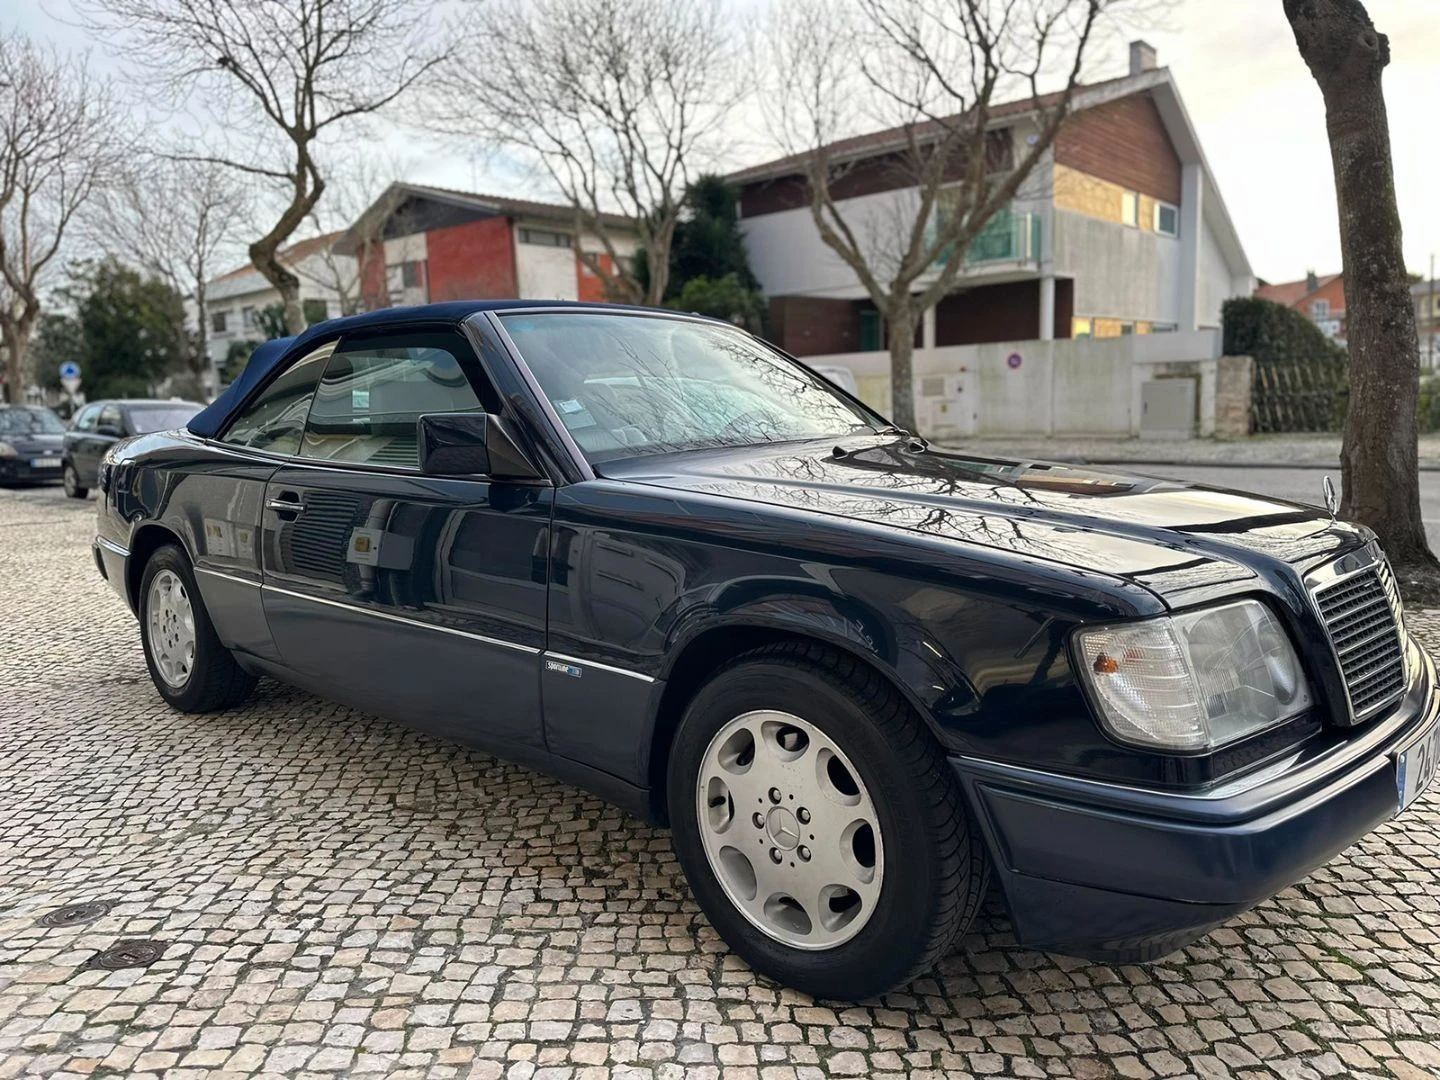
[299,334,486,469]
[98,405,124,435]
[75,405,100,432]
[221,344,334,455]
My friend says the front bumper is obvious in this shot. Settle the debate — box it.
[0,458,62,483]
[954,637,1439,961]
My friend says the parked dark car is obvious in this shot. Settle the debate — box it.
[0,405,67,484]
[63,399,204,498]
[92,301,1440,999]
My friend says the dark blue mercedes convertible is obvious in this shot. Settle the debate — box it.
[92,300,1440,998]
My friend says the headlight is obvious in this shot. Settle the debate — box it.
[0,442,16,459]
[1074,600,1312,752]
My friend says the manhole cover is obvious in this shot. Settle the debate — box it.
[84,940,168,971]
[38,901,115,928]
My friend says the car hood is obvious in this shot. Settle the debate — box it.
[600,438,1366,605]
[2,433,64,455]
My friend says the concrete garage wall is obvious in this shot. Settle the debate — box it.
[800,329,1222,440]
[1052,209,1182,326]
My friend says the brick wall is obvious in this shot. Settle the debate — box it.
[1055,93,1182,205]
[935,281,1043,346]
[426,217,518,302]
[768,296,864,356]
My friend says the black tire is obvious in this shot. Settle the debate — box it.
[63,462,88,498]
[667,641,989,999]
[138,544,257,712]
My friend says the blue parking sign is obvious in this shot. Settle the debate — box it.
[59,361,81,380]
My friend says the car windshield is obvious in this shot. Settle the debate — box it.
[0,407,65,435]
[127,404,203,434]
[500,313,881,463]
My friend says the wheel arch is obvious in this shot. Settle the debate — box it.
[644,621,945,823]
[125,523,189,612]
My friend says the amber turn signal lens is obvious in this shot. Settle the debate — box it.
[1092,653,1120,675]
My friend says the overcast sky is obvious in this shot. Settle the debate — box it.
[10,0,1440,286]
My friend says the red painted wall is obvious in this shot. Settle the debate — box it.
[358,245,387,310]
[577,253,616,302]
[425,217,518,301]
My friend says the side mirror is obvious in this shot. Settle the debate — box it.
[97,422,125,438]
[417,412,544,481]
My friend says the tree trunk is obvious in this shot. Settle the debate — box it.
[193,280,209,382]
[1284,0,1439,597]
[1,310,36,405]
[250,236,305,337]
[887,307,918,433]
[2,335,23,405]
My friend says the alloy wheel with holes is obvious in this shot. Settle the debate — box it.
[147,569,196,689]
[668,642,988,1000]
[697,710,883,950]
[138,544,257,713]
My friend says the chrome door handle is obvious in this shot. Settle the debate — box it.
[267,497,304,515]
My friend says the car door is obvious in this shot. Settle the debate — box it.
[82,404,127,482]
[196,340,337,662]
[258,326,552,754]
[66,404,102,480]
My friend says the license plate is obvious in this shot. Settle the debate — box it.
[30,457,60,469]
[1397,718,1440,811]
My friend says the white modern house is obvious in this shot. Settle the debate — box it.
[729,43,1256,439]
[204,232,357,370]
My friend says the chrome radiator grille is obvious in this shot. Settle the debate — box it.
[1312,557,1406,720]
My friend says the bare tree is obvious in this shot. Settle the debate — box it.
[293,156,416,316]
[431,0,737,305]
[0,32,123,403]
[101,157,251,388]
[81,0,447,335]
[1284,0,1440,597]
[761,0,1118,433]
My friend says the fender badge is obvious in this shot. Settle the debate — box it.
[546,660,583,678]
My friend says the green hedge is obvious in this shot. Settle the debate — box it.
[1223,296,1348,433]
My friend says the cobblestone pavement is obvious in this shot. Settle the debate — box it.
[3,483,1440,1080]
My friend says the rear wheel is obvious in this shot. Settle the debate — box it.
[139,544,256,712]
[63,463,87,498]
[667,642,988,999]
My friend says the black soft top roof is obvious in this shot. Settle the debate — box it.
[187,299,682,439]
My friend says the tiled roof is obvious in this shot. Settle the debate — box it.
[380,182,634,230]
[1256,274,1343,311]
[210,231,346,285]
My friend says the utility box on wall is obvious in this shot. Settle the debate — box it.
[1139,377,1197,440]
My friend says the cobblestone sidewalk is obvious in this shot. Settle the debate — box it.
[1,485,1439,1080]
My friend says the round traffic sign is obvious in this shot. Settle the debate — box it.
[59,361,81,380]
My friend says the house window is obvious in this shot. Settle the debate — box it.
[1311,299,1330,319]
[1120,190,1139,228]
[1072,317,1093,339]
[211,310,228,334]
[242,306,257,329]
[385,260,428,300]
[1155,202,1179,237]
[518,227,572,248]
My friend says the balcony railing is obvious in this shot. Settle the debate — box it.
[934,208,1041,268]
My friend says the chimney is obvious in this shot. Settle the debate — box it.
[1306,269,1319,292]
[1129,40,1158,76]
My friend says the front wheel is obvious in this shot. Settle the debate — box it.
[667,642,988,999]
[63,463,87,498]
[138,544,257,712]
